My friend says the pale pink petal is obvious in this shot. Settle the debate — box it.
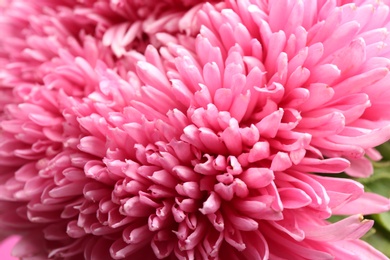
[333,192,390,215]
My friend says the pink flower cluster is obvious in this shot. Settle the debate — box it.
[1,0,390,259]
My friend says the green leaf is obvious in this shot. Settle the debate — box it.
[361,226,376,239]
[357,166,390,198]
[327,215,347,223]
[362,228,390,257]
[376,142,390,161]
[373,211,390,233]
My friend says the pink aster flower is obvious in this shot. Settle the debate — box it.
[1,0,390,259]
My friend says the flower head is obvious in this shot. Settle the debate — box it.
[0,0,390,259]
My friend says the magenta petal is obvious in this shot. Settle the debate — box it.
[304,215,373,241]
[333,192,390,215]
[11,233,44,258]
[345,156,374,178]
[328,125,390,149]
[255,109,283,138]
[78,136,106,158]
[271,213,305,241]
[151,234,175,259]
[240,168,274,189]
[0,236,19,260]
[247,141,270,162]
[110,239,149,259]
[311,174,364,210]
[334,239,390,260]
[270,152,292,171]
[279,187,312,209]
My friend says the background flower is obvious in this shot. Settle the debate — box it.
[0,0,390,259]
[0,236,19,260]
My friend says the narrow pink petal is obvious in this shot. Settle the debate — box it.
[334,240,390,260]
[332,38,366,75]
[345,157,374,178]
[271,152,292,171]
[239,168,274,189]
[271,213,305,241]
[0,236,19,260]
[279,188,312,209]
[333,192,390,215]
[255,109,283,138]
[304,215,373,241]
[328,125,390,149]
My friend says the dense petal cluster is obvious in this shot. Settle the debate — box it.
[0,0,390,259]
